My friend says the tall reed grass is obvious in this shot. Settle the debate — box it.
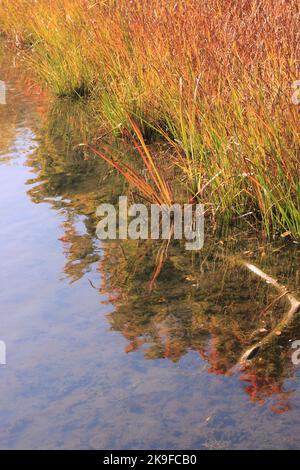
[0,0,299,237]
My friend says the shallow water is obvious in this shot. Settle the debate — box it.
[1,51,300,450]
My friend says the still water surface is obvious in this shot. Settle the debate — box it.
[1,52,300,449]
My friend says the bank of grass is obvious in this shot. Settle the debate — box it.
[0,0,299,237]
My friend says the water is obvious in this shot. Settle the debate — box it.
[1,50,300,450]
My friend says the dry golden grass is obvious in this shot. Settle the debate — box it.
[0,0,299,236]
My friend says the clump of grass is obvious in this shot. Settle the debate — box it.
[0,0,95,96]
[0,0,299,237]
[85,116,174,206]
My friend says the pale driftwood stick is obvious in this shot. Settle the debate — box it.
[239,262,300,363]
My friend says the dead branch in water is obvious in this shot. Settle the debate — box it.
[238,261,300,363]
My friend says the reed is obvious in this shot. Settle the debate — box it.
[0,0,299,237]
[86,116,174,206]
